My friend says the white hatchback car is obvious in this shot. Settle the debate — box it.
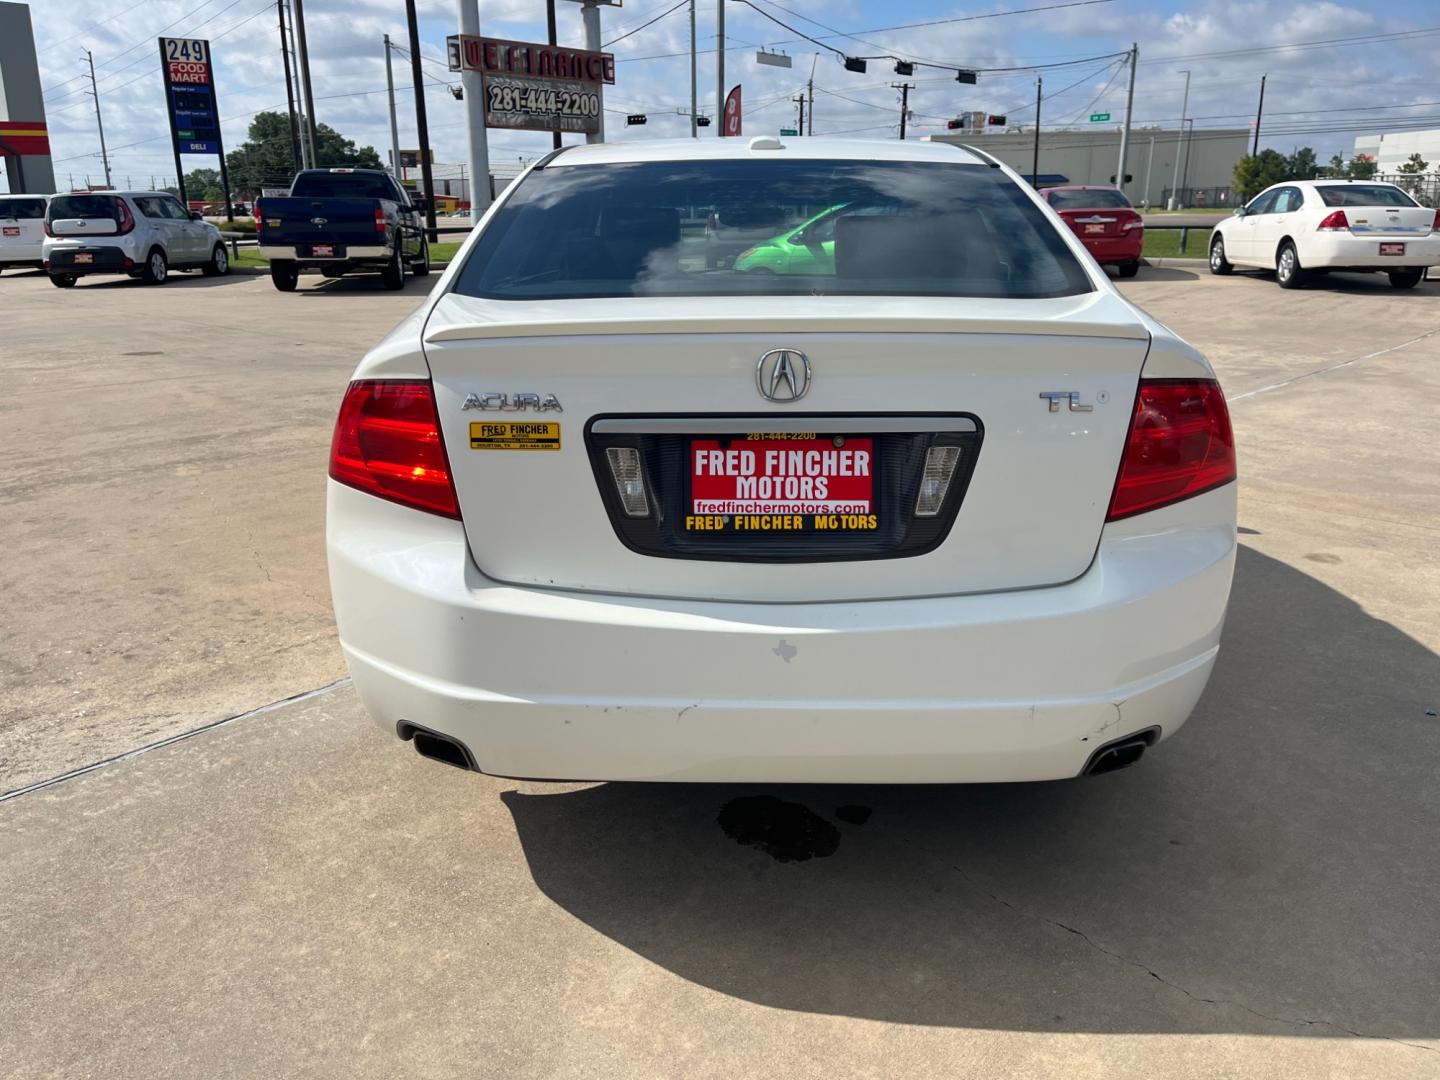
[42,190,229,287]
[1209,179,1440,289]
[328,138,1237,784]
[0,193,48,272]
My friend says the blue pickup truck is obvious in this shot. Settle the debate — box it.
[255,168,430,291]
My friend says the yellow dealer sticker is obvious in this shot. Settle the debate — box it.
[469,421,561,451]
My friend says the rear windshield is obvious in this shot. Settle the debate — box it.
[1317,185,1417,208]
[48,194,120,221]
[0,197,46,219]
[289,172,401,200]
[452,159,1092,300]
[1046,188,1132,210]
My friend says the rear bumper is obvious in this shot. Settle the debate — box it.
[44,246,133,274]
[1079,233,1143,263]
[1301,234,1440,269]
[328,480,1237,783]
[258,244,391,262]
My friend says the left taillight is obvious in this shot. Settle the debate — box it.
[329,380,460,519]
[1107,379,1236,522]
[374,206,386,233]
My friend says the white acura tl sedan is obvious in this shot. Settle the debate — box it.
[1209,179,1440,289]
[327,137,1237,784]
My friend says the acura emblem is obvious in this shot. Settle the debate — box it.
[756,349,810,403]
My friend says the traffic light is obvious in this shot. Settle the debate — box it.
[626,114,647,125]
[987,114,1006,126]
[947,118,964,130]
[844,57,867,73]
[894,61,914,76]
[1109,173,1134,184]
[955,69,977,84]
[697,116,711,127]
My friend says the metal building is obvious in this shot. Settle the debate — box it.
[926,125,1250,209]
[0,1,55,194]
[1353,128,1440,173]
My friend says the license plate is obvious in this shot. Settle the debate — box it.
[2,226,18,237]
[1083,223,1106,235]
[74,252,93,264]
[1379,242,1405,256]
[687,435,875,532]
[312,244,334,257]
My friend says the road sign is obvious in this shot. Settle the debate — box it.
[446,35,615,135]
[780,128,798,136]
[1090,112,1110,122]
[158,37,229,208]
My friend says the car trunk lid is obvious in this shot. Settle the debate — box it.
[1058,206,1140,239]
[422,291,1150,603]
[1344,204,1435,238]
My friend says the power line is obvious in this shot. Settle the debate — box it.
[1142,25,1440,65]
[603,0,689,48]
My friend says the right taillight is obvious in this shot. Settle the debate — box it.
[116,198,135,235]
[1316,209,1349,232]
[1107,379,1235,522]
[1431,208,1440,234]
[329,380,460,519]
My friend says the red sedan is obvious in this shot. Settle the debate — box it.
[1040,185,1144,277]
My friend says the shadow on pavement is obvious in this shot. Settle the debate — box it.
[1132,265,1200,281]
[72,272,254,290]
[503,545,1440,1040]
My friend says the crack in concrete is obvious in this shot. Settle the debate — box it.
[900,837,1434,1053]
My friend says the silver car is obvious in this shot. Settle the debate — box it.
[0,193,49,272]
[42,191,230,287]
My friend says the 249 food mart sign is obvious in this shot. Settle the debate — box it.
[158,37,223,155]
[446,35,615,134]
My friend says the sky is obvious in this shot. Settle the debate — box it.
[6,0,1440,193]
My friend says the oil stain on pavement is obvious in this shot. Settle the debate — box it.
[717,795,871,862]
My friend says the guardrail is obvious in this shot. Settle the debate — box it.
[218,224,474,258]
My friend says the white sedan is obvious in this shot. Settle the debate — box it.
[327,137,1237,785]
[1209,179,1439,289]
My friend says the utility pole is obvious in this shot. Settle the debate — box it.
[284,1,309,169]
[384,36,402,182]
[689,0,698,138]
[581,0,605,143]
[277,0,301,175]
[292,0,319,164]
[458,0,491,213]
[892,82,912,140]
[404,0,439,242]
[1168,69,1189,209]
[793,94,806,135]
[546,0,561,150]
[1252,74,1266,156]
[716,0,725,136]
[84,50,113,189]
[1032,76,1041,184]
[1114,42,1137,192]
[807,55,815,134]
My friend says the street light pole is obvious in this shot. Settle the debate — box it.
[1168,69,1189,209]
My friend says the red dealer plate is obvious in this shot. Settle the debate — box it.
[1379,242,1405,256]
[689,436,874,520]
[74,252,93,264]
[1083,223,1106,234]
[2,226,18,237]
[312,244,335,257]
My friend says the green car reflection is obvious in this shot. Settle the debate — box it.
[734,203,891,275]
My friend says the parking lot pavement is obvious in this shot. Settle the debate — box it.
[2,266,1438,1077]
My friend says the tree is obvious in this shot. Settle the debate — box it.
[1286,147,1318,180]
[1233,149,1290,200]
[1323,153,1348,178]
[1397,152,1429,176]
[1348,155,1377,180]
[183,168,224,201]
[224,112,384,195]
